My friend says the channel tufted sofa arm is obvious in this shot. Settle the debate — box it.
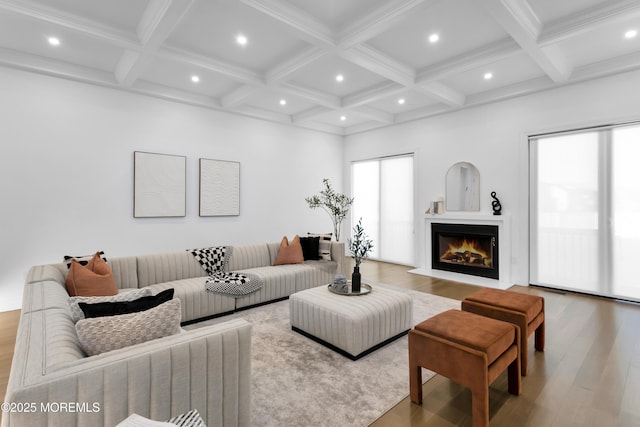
[2,318,252,427]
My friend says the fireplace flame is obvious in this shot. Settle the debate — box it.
[441,239,491,267]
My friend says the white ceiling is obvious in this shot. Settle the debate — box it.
[1,0,639,135]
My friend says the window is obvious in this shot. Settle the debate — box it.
[351,154,414,265]
[530,122,640,300]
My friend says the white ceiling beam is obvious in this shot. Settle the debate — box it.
[341,44,415,86]
[137,0,171,44]
[132,80,222,109]
[465,75,552,106]
[0,0,140,50]
[416,38,520,83]
[341,44,465,108]
[539,0,640,45]
[480,0,572,83]
[394,104,451,124]
[239,0,335,47]
[115,0,195,86]
[157,46,263,85]
[295,121,345,135]
[280,83,341,109]
[338,0,432,49]
[221,85,262,108]
[342,82,405,108]
[292,106,334,123]
[265,47,328,84]
[344,121,388,135]
[352,106,395,124]
[0,46,117,85]
[416,81,466,106]
[571,50,640,82]
[230,105,292,125]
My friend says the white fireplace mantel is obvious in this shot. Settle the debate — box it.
[409,213,512,289]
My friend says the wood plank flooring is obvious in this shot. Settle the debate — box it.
[0,309,19,404]
[2,260,640,426]
[351,260,640,427]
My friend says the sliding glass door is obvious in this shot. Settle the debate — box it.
[351,154,414,265]
[530,122,640,300]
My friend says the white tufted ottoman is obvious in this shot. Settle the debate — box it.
[289,284,413,360]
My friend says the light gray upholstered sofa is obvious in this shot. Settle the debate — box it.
[3,241,344,427]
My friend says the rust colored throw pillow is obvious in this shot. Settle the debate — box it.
[65,252,118,297]
[273,235,305,266]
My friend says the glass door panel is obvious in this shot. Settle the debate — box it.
[612,125,640,299]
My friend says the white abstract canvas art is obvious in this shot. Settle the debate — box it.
[199,159,240,216]
[134,151,186,217]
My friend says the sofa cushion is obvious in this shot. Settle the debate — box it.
[69,288,152,323]
[307,232,332,260]
[274,235,304,265]
[299,236,320,260]
[79,288,174,318]
[63,251,108,269]
[234,262,336,309]
[146,278,236,322]
[65,253,118,297]
[228,243,271,271]
[137,251,206,288]
[76,298,182,356]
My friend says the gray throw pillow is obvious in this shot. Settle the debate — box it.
[76,298,181,356]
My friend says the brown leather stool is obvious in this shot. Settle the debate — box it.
[409,309,521,427]
[462,288,544,376]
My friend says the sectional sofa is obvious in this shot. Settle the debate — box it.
[3,241,344,427]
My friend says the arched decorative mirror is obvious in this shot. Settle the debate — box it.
[445,162,480,211]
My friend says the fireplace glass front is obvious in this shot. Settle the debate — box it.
[431,223,499,279]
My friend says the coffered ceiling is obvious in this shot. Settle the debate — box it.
[1,0,639,135]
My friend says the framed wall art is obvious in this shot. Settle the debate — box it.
[133,151,186,218]
[199,158,240,216]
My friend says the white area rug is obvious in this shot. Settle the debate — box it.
[185,283,460,427]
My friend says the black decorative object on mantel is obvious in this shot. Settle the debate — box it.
[351,266,362,293]
[491,191,502,215]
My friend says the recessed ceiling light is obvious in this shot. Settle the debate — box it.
[236,34,248,46]
[336,74,344,82]
[47,37,60,46]
[279,99,287,106]
[428,33,439,43]
[191,75,200,83]
[398,98,406,105]
[340,115,346,121]
[484,72,493,80]
[625,29,637,39]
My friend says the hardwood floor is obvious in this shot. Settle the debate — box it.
[0,309,19,403]
[352,260,640,427]
[2,260,640,426]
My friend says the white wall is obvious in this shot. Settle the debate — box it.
[0,67,343,311]
[344,69,640,287]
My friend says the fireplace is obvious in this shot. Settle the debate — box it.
[431,223,499,280]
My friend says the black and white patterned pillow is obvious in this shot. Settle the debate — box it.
[307,233,332,261]
[205,272,262,296]
[167,409,206,427]
[64,251,108,269]
[189,246,229,275]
